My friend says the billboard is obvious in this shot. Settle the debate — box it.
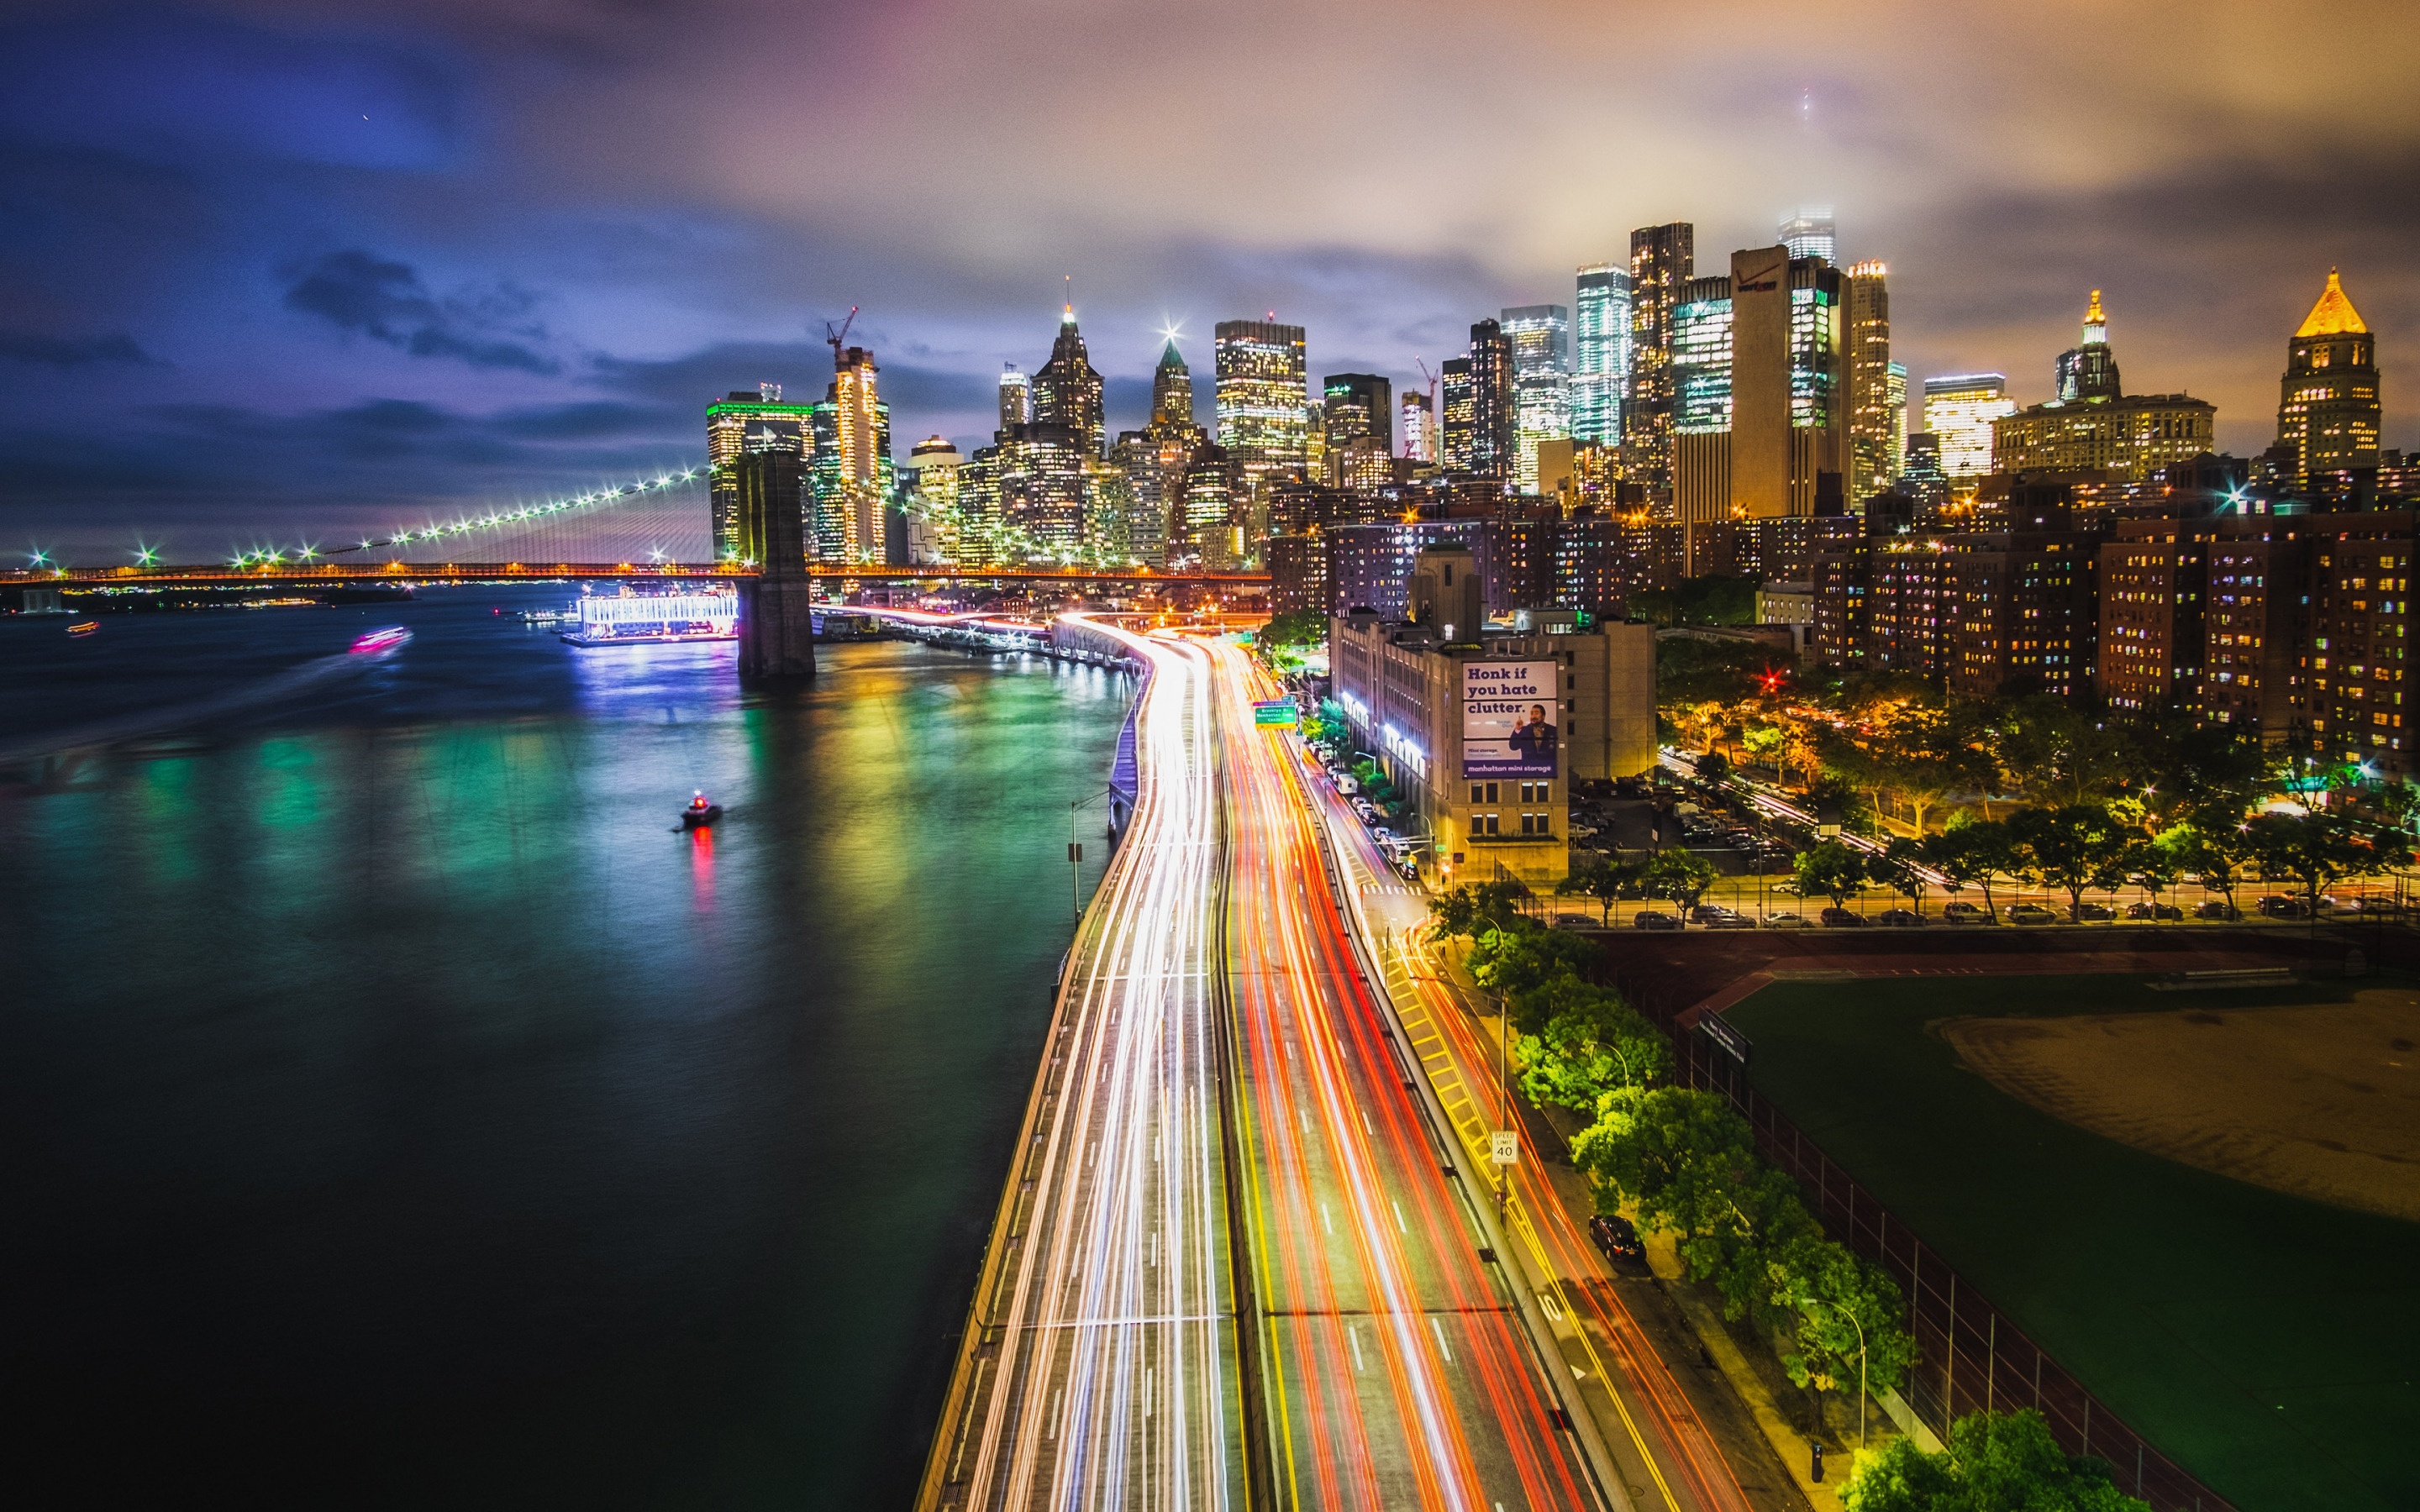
[1462,659,1556,779]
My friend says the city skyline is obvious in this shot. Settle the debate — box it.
[2,2,2416,555]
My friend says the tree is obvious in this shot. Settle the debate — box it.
[1995,696,2130,809]
[2109,709,2272,833]
[1875,837,1933,914]
[1643,848,1719,920]
[1467,926,1602,1032]
[1840,1409,2153,1512]
[1571,1088,1762,1256]
[1559,856,1640,925]
[1697,748,1732,785]
[1254,607,1328,670]
[1766,1235,1921,1441]
[2123,833,2180,917]
[1514,984,1671,1111]
[1933,816,2019,916]
[2008,805,2130,921]
[1428,879,1526,941]
[2240,809,2417,916]
[2163,822,2243,916]
[1793,841,1869,910]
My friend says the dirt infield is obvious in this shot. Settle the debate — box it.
[1942,990,2420,1223]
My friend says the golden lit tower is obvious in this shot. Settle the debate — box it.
[2276,268,2380,483]
[808,348,892,564]
[1032,303,1107,457]
[1843,261,1895,506]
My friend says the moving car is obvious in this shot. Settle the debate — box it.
[2194,899,2241,920]
[1701,909,1757,930]
[2257,894,2309,918]
[2075,901,2116,921]
[2007,903,2060,925]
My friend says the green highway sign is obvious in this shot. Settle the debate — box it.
[1253,700,1298,728]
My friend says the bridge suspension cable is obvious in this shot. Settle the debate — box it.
[311,465,710,564]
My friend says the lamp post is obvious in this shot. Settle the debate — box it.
[1799,1294,1869,1450]
[1070,788,1111,922]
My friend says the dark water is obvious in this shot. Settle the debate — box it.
[0,586,1125,1509]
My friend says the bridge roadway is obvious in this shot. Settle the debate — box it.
[3,563,1266,587]
[920,629,1621,1512]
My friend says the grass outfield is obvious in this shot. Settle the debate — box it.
[1723,974,2420,1512]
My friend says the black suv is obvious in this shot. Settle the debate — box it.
[1588,1214,1649,1272]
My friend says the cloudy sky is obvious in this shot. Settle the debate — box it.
[4,0,2416,560]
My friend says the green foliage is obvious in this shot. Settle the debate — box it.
[1468,925,1602,1033]
[1875,837,1932,911]
[1558,856,1641,923]
[2007,804,2131,918]
[1769,1235,1921,1401]
[1254,608,1327,669]
[1427,879,1526,941]
[1994,696,2130,809]
[1697,748,1732,785]
[1793,840,1869,908]
[1840,1409,2152,1512]
[1633,575,1760,627]
[2108,711,2271,831]
[1655,635,1776,707]
[2240,808,2417,911]
[1932,816,2019,912]
[1514,982,1670,1111]
[2162,820,2244,906]
[1642,848,1719,914]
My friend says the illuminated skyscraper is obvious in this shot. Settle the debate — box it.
[1214,318,1310,518]
[1885,361,1908,477]
[1401,389,1435,464]
[902,436,963,564]
[1624,222,1695,494]
[1670,280,1734,436]
[1466,318,1515,481]
[2276,269,2380,483]
[708,381,813,562]
[1439,359,1475,472]
[1573,264,1632,448]
[1032,304,1107,457]
[1668,246,1847,528]
[1922,375,2015,477]
[1322,373,1393,449]
[1844,261,1896,506]
[1778,209,1836,264]
[808,346,894,564]
[1502,305,1570,493]
[997,365,1030,435]
[2054,290,2122,402]
[1151,339,1194,431]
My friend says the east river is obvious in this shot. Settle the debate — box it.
[0,585,1128,1508]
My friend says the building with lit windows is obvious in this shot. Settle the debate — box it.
[1844,262,1896,506]
[1322,373,1392,450]
[1778,209,1835,264]
[708,383,814,562]
[1668,247,1846,533]
[1031,305,1106,457]
[2056,291,2122,402]
[1922,375,2015,477]
[1624,223,1694,495]
[1214,318,1310,522]
[1439,358,1476,471]
[1502,305,1570,493]
[1152,339,1194,431]
[2276,269,2381,485]
[808,346,893,564]
[1465,319,1516,481]
[1992,293,2216,484]
[1573,264,1631,448]
[902,436,962,564]
[997,365,1029,434]
[1401,389,1436,464]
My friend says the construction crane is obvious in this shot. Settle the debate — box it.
[1413,356,1440,460]
[824,307,860,366]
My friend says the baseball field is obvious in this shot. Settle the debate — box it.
[1723,972,2420,1512]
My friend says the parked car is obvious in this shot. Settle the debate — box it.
[2075,901,2116,921]
[2007,903,2060,925]
[1818,907,1868,928]
[2257,894,2309,918]
[2194,899,2241,920]
[1702,910,1757,930]
[1875,908,1927,927]
[1552,914,1597,931]
[1588,1213,1649,1272]
[1689,904,1733,921]
[1763,912,1812,930]
[1942,901,1995,924]
[1632,911,1682,931]
[2125,901,2185,920]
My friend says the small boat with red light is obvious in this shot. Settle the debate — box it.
[681,790,723,827]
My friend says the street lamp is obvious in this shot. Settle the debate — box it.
[1798,1294,1869,1450]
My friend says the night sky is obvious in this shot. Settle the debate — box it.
[4,1,2415,560]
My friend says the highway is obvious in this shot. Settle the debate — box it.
[918,630,1246,1512]
[1203,640,1610,1512]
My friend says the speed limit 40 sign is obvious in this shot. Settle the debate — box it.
[1490,1131,1519,1166]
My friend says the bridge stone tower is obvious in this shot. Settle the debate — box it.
[734,451,818,679]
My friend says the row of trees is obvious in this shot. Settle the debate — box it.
[1431,884,1915,1436]
[1841,1409,2155,1512]
[1790,806,2415,920]
[1555,849,1718,923]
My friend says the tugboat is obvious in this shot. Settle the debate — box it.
[681,790,723,828]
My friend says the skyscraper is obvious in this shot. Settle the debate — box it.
[1667,246,1848,529]
[2054,291,2122,401]
[1401,389,1436,464]
[1624,222,1695,494]
[1214,318,1310,521]
[1465,318,1516,481]
[1573,264,1632,448]
[1031,304,1106,457]
[808,345,893,564]
[997,365,1030,435]
[1322,373,1393,450]
[1501,305,1571,493]
[1922,375,2015,477]
[2276,268,2380,483]
[1884,361,1908,479]
[708,382,813,562]
[1844,260,1896,506]
[1777,209,1836,264]
[1151,339,1194,431]
[1439,359,1475,472]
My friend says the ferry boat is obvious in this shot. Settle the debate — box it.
[65,620,97,637]
[560,591,738,647]
[518,605,577,626]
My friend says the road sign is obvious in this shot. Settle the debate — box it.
[1490,1131,1519,1166]
[1252,700,1298,728]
